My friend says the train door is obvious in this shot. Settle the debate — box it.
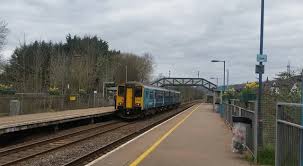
[126,87,133,109]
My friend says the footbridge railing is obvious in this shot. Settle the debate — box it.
[151,77,217,91]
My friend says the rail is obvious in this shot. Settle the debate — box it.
[276,102,303,166]
[222,103,256,157]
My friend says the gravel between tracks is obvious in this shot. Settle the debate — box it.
[12,104,195,166]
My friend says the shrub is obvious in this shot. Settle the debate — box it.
[79,89,87,95]
[258,144,275,165]
[240,82,258,102]
[49,86,60,95]
[0,84,16,95]
[223,88,238,101]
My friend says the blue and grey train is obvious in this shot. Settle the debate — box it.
[115,81,181,119]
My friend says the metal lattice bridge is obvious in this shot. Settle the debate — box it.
[151,77,217,91]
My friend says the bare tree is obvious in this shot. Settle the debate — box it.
[111,53,153,83]
[0,20,8,51]
[0,20,8,71]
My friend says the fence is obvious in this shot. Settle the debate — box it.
[223,103,256,157]
[276,102,303,166]
[0,93,114,117]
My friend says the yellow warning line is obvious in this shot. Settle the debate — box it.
[129,104,200,166]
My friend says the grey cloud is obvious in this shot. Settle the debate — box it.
[0,0,302,84]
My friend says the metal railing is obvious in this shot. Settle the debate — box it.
[223,103,256,157]
[276,102,303,166]
[0,94,114,117]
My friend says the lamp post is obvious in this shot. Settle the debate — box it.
[211,60,226,91]
[210,77,219,87]
[125,65,128,82]
[211,59,226,117]
[255,0,265,157]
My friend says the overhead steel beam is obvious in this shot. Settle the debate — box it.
[151,77,217,91]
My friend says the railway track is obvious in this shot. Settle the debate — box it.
[0,101,198,166]
[0,120,131,166]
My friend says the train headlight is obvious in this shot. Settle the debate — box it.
[136,103,141,106]
[118,102,122,105]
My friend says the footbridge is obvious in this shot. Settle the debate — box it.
[151,77,217,91]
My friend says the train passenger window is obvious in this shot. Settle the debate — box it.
[118,86,125,96]
[149,91,154,98]
[135,86,142,97]
[145,91,148,97]
[157,91,163,98]
[156,91,159,98]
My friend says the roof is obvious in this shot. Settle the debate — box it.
[119,81,180,94]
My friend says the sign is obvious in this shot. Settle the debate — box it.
[69,96,76,101]
[257,54,267,62]
[94,90,97,94]
[255,64,264,74]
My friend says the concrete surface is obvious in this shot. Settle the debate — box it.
[89,103,252,166]
[0,106,114,134]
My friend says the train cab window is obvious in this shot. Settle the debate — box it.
[118,86,125,96]
[135,86,142,97]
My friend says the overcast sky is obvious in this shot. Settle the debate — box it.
[0,0,303,85]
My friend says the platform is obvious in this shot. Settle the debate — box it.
[0,107,114,135]
[88,103,252,166]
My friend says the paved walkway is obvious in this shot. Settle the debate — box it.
[0,106,114,134]
[90,103,252,166]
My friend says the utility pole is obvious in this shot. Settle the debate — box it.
[257,0,264,147]
[216,77,218,87]
[210,77,219,88]
[227,69,229,90]
[301,70,303,166]
[301,69,303,125]
[287,61,291,75]
[169,70,171,78]
[125,65,128,82]
[255,0,265,162]
[211,60,226,91]
[223,61,226,91]
[198,71,200,78]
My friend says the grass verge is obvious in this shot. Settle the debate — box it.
[257,144,275,165]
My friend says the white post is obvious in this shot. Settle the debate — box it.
[102,82,105,98]
[213,91,216,112]
[275,104,279,166]
[93,90,97,107]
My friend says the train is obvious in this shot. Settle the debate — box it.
[115,81,181,119]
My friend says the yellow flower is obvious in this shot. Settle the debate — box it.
[245,82,258,89]
[0,84,13,89]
